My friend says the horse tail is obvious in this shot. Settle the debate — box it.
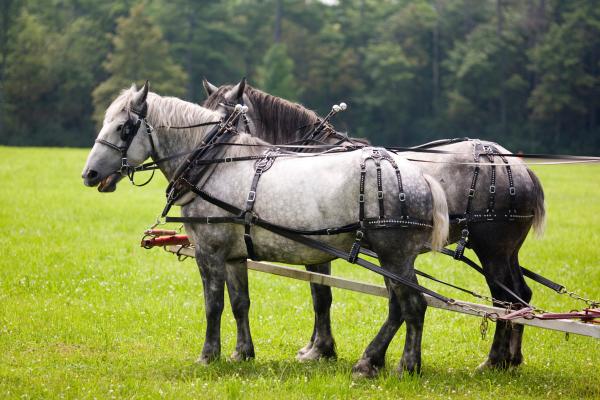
[423,173,449,252]
[527,168,546,238]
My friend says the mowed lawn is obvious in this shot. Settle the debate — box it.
[0,146,598,399]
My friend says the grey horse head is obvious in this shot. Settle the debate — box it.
[82,82,153,192]
[203,78,258,136]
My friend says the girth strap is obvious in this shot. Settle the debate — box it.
[243,150,278,260]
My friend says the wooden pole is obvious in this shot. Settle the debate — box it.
[167,245,600,339]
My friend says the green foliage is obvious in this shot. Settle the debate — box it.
[1,0,600,152]
[92,3,187,125]
[148,0,247,102]
[257,43,299,102]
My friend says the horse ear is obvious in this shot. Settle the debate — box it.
[202,78,218,96]
[134,80,149,105]
[232,77,246,99]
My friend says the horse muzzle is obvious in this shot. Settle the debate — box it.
[82,169,123,192]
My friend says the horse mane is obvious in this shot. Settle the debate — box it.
[106,85,222,148]
[203,84,321,144]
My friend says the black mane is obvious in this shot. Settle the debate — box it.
[202,84,370,146]
[203,85,321,144]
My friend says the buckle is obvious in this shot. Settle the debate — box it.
[399,192,406,202]
[468,188,475,197]
[377,190,384,200]
[224,157,233,163]
[247,191,256,203]
[489,185,495,194]
[355,230,364,240]
[255,167,264,175]
[509,187,516,196]
[358,194,365,203]
[244,211,257,225]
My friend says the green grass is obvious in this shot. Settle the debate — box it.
[0,146,598,399]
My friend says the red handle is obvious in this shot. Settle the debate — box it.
[141,235,190,248]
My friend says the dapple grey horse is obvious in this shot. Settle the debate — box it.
[203,79,546,372]
[82,83,449,377]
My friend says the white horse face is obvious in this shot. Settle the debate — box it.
[82,83,152,192]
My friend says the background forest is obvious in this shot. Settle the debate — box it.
[0,0,599,153]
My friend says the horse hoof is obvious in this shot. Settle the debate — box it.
[296,346,336,362]
[475,358,510,372]
[397,360,421,377]
[351,359,379,379]
[509,355,524,368]
[195,356,211,365]
[230,349,255,362]
[196,353,219,365]
[296,343,313,358]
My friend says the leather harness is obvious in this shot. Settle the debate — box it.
[98,99,577,308]
[452,140,532,260]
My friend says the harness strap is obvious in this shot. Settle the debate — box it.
[379,149,408,219]
[455,143,480,260]
[165,179,448,302]
[243,150,278,260]
[162,117,241,217]
[496,151,517,217]
[438,245,565,303]
[483,145,497,214]
[264,224,453,304]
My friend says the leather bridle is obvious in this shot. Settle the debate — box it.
[94,104,158,186]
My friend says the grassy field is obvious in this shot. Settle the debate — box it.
[0,146,598,399]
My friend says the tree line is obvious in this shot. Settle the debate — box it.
[1,0,599,153]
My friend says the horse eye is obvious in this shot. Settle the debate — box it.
[116,125,123,131]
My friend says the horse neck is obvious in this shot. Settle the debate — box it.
[145,94,222,180]
[247,94,319,145]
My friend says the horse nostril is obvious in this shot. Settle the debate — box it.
[86,170,99,179]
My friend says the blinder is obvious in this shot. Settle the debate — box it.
[120,117,142,142]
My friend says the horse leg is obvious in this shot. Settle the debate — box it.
[470,226,530,370]
[352,235,427,379]
[352,286,404,378]
[225,260,255,361]
[195,252,226,364]
[394,280,427,376]
[296,262,336,361]
[507,248,532,367]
